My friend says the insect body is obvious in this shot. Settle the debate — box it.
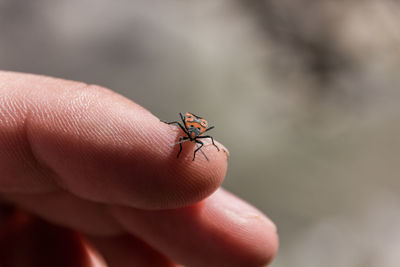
[163,112,220,161]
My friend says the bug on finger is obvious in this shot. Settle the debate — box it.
[162,112,220,161]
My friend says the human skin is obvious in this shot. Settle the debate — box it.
[0,71,278,267]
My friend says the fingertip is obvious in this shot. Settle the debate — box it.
[140,121,229,209]
[205,189,279,266]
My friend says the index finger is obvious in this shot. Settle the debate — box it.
[0,71,228,209]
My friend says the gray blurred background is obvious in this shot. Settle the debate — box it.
[1,0,400,266]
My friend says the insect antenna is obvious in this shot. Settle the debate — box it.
[169,138,190,147]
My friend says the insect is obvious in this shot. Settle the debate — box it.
[163,112,220,161]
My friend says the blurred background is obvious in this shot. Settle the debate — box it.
[1,0,400,266]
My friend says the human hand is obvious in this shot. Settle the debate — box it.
[0,71,278,267]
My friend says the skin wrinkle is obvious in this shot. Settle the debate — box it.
[28,84,122,194]
[0,80,107,195]
[0,93,58,193]
[0,98,18,126]
[25,84,99,193]
[0,96,22,188]
[23,110,60,191]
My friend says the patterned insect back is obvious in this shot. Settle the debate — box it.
[184,112,208,138]
[163,112,219,161]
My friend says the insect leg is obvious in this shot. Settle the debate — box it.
[162,120,188,135]
[179,112,186,124]
[198,145,209,161]
[194,140,208,161]
[177,136,189,158]
[197,135,220,151]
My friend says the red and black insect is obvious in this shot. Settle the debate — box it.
[163,112,220,161]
